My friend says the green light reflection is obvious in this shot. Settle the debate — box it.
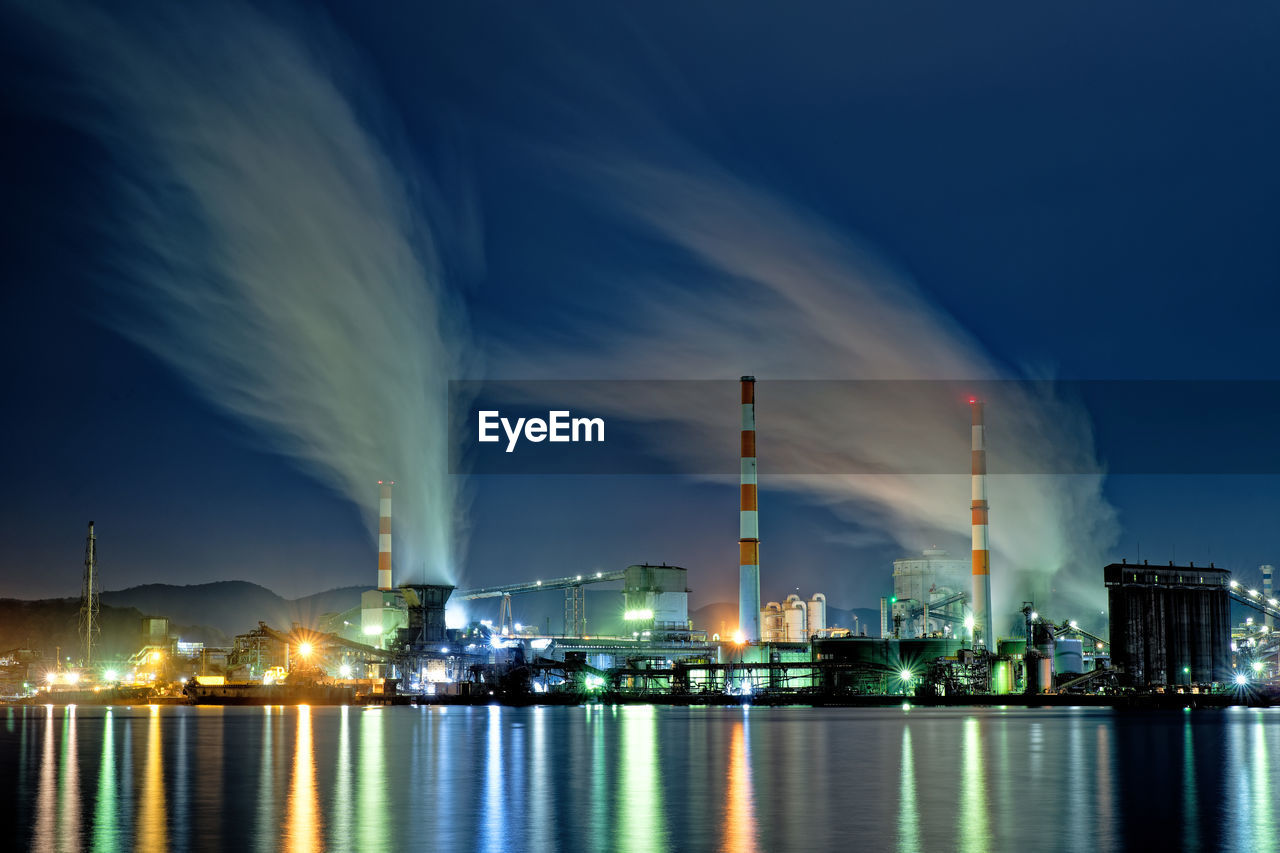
[1181,715,1199,852]
[958,716,989,853]
[357,708,388,853]
[620,705,665,853]
[897,726,920,853]
[93,709,118,853]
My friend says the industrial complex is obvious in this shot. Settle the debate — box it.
[6,377,1280,708]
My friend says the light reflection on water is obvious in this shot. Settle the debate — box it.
[5,704,1280,852]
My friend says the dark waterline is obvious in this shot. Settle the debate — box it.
[3,704,1277,852]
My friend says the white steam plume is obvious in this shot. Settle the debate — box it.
[22,3,470,584]
[496,158,1118,628]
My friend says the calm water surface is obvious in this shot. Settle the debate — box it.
[3,703,1278,852]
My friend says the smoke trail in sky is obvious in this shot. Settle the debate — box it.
[496,156,1119,626]
[21,3,469,584]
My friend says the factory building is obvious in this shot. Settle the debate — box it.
[892,549,968,637]
[622,564,690,634]
[1104,561,1232,686]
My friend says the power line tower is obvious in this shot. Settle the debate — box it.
[79,521,100,666]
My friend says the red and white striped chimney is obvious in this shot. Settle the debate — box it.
[739,376,761,643]
[970,399,992,647]
[378,480,393,591]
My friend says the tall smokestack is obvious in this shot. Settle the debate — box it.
[1264,564,1274,630]
[378,481,393,591]
[739,376,761,643]
[970,399,992,647]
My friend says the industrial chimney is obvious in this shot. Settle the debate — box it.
[739,376,762,643]
[970,399,992,647]
[378,480,393,591]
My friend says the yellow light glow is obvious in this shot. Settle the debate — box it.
[45,672,57,685]
[298,642,314,658]
[731,631,746,645]
[151,651,162,662]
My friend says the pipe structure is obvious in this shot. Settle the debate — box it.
[378,480,393,591]
[1264,564,1275,630]
[739,376,761,643]
[970,399,993,648]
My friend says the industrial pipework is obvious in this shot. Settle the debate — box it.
[970,399,993,648]
[1265,564,1275,631]
[378,480,393,591]
[739,376,762,643]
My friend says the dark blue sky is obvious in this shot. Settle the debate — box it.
[2,2,1279,610]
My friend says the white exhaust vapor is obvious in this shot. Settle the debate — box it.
[494,157,1119,629]
[20,2,472,585]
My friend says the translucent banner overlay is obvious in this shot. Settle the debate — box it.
[448,380,1280,475]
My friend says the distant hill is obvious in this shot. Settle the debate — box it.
[9,580,885,651]
[0,597,228,662]
[99,581,367,637]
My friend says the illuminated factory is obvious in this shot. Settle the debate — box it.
[17,379,1280,707]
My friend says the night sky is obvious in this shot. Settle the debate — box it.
[2,2,1279,614]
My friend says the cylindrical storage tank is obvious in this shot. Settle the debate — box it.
[1025,651,1055,694]
[784,602,807,643]
[991,659,1013,695]
[760,602,784,643]
[806,593,827,639]
[1054,638,1084,676]
[1037,656,1054,693]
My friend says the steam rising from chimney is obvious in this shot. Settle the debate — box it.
[20,3,473,585]
[493,156,1119,624]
